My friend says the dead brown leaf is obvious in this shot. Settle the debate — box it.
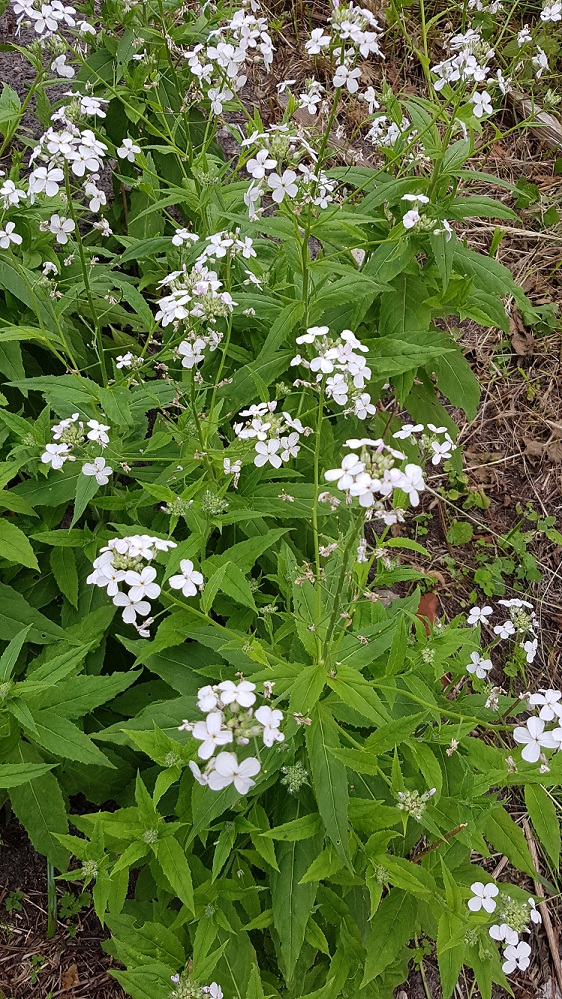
[510,312,535,356]
[61,963,80,991]
[416,592,439,635]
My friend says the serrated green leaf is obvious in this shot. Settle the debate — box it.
[50,545,79,607]
[484,805,536,877]
[154,836,194,913]
[362,889,416,985]
[306,704,351,867]
[525,784,560,868]
[0,518,39,570]
[7,743,69,871]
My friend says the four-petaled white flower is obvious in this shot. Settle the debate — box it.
[403,208,420,229]
[471,90,493,118]
[502,940,531,975]
[466,651,493,679]
[255,705,285,747]
[254,439,282,468]
[468,881,499,913]
[333,64,362,94]
[467,605,493,626]
[197,685,220,713]
[117,138,141,162]
[513,716,558,763]
[125,566,161,602]
[247,148,277,179]
[489,924,518,945]
[168,558,204,597]
[207,752,261,794]
[49,214,75,244]
[82,456,113,485]
[0,222,22,249]
[113,592,151,624]
[208,984,223,999]
[217,680,256,708]
[528,689,562,721]
[493,620,515,640]
[41,442,71,469]
[268,169,298,204]
[192,712,233,760]
[86,419,110,446]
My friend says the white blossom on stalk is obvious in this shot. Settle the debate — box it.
[207,752,261,794]
[192,712,233,760]
[489,924,518,945]
[117,138,141,162]
[86,420,110,447]
[217,680,256,708]
[333,64,362,94]
[49,214,75,244]
[528,689,562,721]
[305,28,330,55]
[247,149,277,179]
[268,170,298,204]
[528,898,542,924]
[502,941,531,974]
[0,180,26,207]
[0,222,22,248]
[41,442,72,469]
[168,559,204,597]
[532,47,549,79]
[466,652,492,679]
[493,620,516,640]
[172,228,199,247]
[471,90,494,117]
[541,1,562,20]
[254,705,284,746]
[125,566,161,602]
[468,881,498,913]
[51,54,75,77]
[112,592,151,625]
[82,456,113,485]
[467,605,493,626]
[403,209,420,229]
[513,717,558,763]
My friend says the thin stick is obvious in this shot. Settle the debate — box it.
[522,817,562,997]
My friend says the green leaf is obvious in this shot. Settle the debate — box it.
[448,196,517,220]
[154,836,194,913]
[362,889,416,985]
[50,546,79,607]
[260,813,322,841]
[0,626,30,681]
[364,712,427,754]
[306,704,351,867]
[0,519,39,570]
[0,762,55,787]
[432,345,480,419]
[271,813,322,983]
[484,805,536,877]
[446,521,474,545]
[106,914,185,967]
[111,964,172,999]
[71,470,101,527]
[0,582,71,644]
[201,562,229,614]
[437,913,466,999]
[28,712,114,767]
[7,744,69,871]
[525,784,560,868]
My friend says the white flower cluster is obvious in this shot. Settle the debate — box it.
[304,2,384,96]
[242,124,336,218]
[170,972,223,999]
[431,26,495,94]
[11,0,94,37]
[28,120,108,204]
[196,229,256,265]
[468,879,541,975]
[184,7,274,108]
[87,535,178,636]
[179,681,284,795]
[324,436,425,524]
[393,420,457,463]
[155,262,236,328]
[40,413,113,485]
[466,599,538,664]
[366,113,412,149]
[291,325,375,420]
[234,402,311,470]
[512,690,562,765]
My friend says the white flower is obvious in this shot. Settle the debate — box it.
[189,760,209,785]
[117,138,141,162]
[192,712,233,760]
[279,432,300,461]
[208,985,223,999]
[83,180,106,212]
[207,752,261,794]
[82,456,112,485]
[116,352,134,369]
[268,169,298,204]
[402,193,430,204]
[49,214,75,244]
[112,592,151,624]
[217,680,256,708]
[168,558,204,597]
[197,686,220,713]
[324,454,365,490]
[466,652,493,679]
[172,228,198,246]
[125,566,161,602]
[532,47,549,79]
[403,209,420,229]
[467,605,493,626]
[430,440,455,464]
[86,419,110,447]
[254,439,282,468]
[528,898,542,925]
[0,222,22,249]
[541,1,562,20]
[80,95,108,117]
[522,637,538,664]
[393,423,424,440]
[394,463,425,506]
[305,28,330,55]
[255,705,284,747]
[333,64,362,94]
[493,620,515,640]
[471,90,494,117]
[468,881,499,913]
[489,924,519,945]
[528,689,562,721]
[41,442,71,469]
[0,180,26,207]
[51,53,75,77]
[513,717,558,763]
[361,86,380,113]
[247,148,277,180]
[502,940,531,974]
[208,87,233,114]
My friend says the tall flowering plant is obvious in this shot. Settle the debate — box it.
[0,0,560,997]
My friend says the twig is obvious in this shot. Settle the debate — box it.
[522,817,562,997]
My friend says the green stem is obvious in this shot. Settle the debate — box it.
[46,861,57,939]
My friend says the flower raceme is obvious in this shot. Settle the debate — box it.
[233,402,311,471]
[179,682,284,795]
[324,436,426,525]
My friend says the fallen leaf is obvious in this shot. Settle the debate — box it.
[61,964,80,991]
[510,313,535,356]
[523,437,544,458]
[416,591,439,635]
